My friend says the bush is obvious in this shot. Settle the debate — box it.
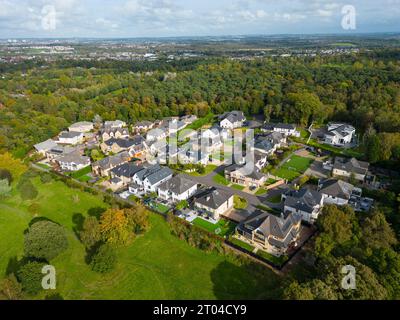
[17,179,38,200]
[16,261,45,295]
[0,168,12,184]
[40,173,53,184]
[24,221,69,261]
[90,244,117,273]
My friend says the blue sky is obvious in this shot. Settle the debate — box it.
[0,0,399,38]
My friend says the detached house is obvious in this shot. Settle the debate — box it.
[68,121,94,133]
[282,188,324,223]
[34,139,58,156]
[261,123,300,137]
[219,111,246,129]
[58,131,84,145]
[56,152,91,172]
[158,175,198,203]
[132,121,154,133]
[100,136,145,156]
[318,178,362,206]
[101,127,129,142]
[194,188,234,220]
[110,162,144,186]
[332,157,369,182]
[236,211,301,257]
[92,152,130,177]
[130,165,173,195]
[253,132,286,155]
[324,123,356,147]
[224,164,266,188]
[104,120,126,129]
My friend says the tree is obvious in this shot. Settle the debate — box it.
[90,244,117,273]
[0,274,23,300]
[283,281,314,300]
[361,210,398,250]
[16,262,45,295]
[125,206,150,234]
[99,208,132,246]
[0,153,26,179]
[317,205,355,247]
[80,216,101,249]
[24,221,69,261]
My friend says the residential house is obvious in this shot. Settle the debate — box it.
[46,145,78,162]
[253,132,286,155]
[178,149,209,165]
[332,157,369,182]
[254,151,268,170]
[34,139,58,156]
[92,151,130,177]
[157,175,198,203]
[110,162,144,186]
[100,136,145,156]
[318,178,362,206]
[146,127,168,142]
[58,131,84,145]
[68,121,94,133]
[193,188,234,220]
[236,211,301,256]
[56,152,91,172]
[282,188,324,223]
[101,127,129,142]
[132,121,154,133]
[219,111,246,129]
[224,164,266,188]
[180,115,197,124]
[104,120,126,129]
[324,123,356,147]
[261,123,300,137]
[131,164,173,194]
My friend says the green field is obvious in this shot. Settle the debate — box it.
[192,218,236,237]
[272,155,313,181]
[0,174,281,299]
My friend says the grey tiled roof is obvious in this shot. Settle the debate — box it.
[333,157,369,175]
[284,188,323,214]
[158,175,197,195]
[219,111,246,124]
[111,162,144,178]
[319,179,354,200]
[195,188,233,209]
[262,123,296,131]
[57,152,90,165]
[59,131,82,139]
[94,152,130,170]
[238,210,301,249]
[34,139,58,151]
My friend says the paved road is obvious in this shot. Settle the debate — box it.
[182,166,282,213]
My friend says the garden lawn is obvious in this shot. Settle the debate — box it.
[186,165,218,177]
[229,237,254,252]
[255,188,267,196]
[234,196,248,210]
[213,172,230,186]
[231,184,245,191]
[0,173,281,300]
[150,201,170,214]
[272,155,313,181]
[192,218,237,237]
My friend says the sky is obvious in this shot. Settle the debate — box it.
[0,0,399,38]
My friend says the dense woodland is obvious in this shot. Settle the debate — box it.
[1,51,400,164]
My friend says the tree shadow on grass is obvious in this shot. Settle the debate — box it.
[210,260,282,300]
[87,207,106,220]
[72,213,85,239]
